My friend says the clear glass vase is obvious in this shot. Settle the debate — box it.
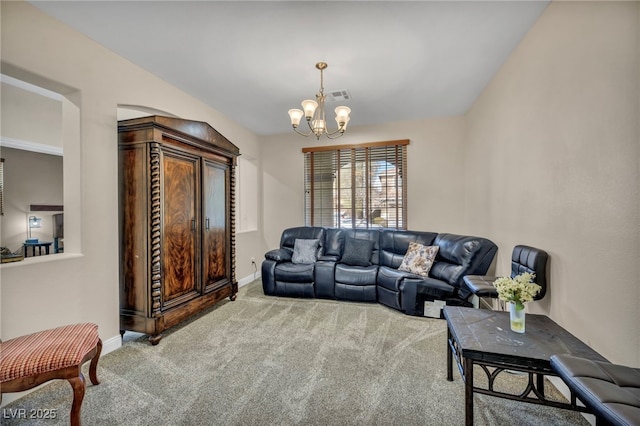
[509,302,526,333]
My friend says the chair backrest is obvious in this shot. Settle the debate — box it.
[511,245,549,300]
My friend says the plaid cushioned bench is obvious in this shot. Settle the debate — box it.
[0,323,102,426]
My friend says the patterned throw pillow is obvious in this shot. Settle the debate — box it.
[292,239,320,264]
[398,242,439,277]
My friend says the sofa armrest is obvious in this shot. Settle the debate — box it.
[261,259,277,295]
[462,275,498,298]
[315,260,337,299]
[265,248,292,263]
[400,278,421,315]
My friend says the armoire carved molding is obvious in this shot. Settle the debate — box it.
[118,115,239,344]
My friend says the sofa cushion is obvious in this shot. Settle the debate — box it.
[430,262,464,286]
[435,234,478,264]
[335,282,377,302]
[274,262,315,283]
[398,242,439,277]
[340,237,374,267]
[292,239,320,264]
[335,263,378,285]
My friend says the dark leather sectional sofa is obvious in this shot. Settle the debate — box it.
[261,226,498,316]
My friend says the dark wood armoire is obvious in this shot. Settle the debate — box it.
[118,115,239,344]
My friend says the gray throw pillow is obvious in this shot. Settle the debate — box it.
[340,237,374,267]
[292,239,320,264]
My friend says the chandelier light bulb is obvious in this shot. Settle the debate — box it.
[336,115,350,131]
[301,100,318,120]
[335,106,351,126]
[288,109,304,128]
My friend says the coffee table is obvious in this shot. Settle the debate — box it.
[444,306,608,426]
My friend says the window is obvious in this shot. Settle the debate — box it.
[303,139,408,229]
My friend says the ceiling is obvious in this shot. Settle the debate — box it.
[29,1,550,136]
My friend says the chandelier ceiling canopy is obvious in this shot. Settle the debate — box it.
[288,62,351,140]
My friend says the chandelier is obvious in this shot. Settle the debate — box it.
[288,62,351,140]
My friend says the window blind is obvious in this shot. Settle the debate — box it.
[303,139,408,229]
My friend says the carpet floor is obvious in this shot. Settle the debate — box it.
[2,280,590,425]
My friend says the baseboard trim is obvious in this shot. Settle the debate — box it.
[238,272,261,288]
[101,333,122,356]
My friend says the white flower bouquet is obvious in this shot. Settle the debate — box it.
[493,272,541,310]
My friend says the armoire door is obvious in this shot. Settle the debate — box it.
[202,159,228,292]
[161,149,201,309]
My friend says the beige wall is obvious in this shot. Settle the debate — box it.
[0,0,265,362]
[260,116,470,250]
[464,1,639,366]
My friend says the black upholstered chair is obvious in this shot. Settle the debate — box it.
[462,245,548,308]
[550,354,640,426]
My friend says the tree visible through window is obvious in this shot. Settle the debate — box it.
[303,139,408,229]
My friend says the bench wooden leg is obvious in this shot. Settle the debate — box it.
[67,338,102,425]
[89,339,102,385]
[68,375,85,426]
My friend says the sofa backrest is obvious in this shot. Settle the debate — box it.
[430,233,498,291]
[279,226,326,256]
[379,230,438,268]
[323,228,344,259]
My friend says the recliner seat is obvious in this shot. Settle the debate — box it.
[261,226,325,298]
